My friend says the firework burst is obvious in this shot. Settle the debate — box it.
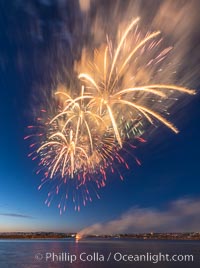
[26,17,196,212]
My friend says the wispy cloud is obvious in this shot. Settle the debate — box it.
[78,198,200,236]
[0,213,33,219]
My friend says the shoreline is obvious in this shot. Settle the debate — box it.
[0,233,200,241]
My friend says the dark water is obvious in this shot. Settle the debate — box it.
[0,239,200,268]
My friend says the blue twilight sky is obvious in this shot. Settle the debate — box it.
[0,0,200,233]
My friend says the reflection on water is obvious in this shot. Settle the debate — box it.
[0,239,200,268]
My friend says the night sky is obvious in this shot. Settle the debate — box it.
[0,0,200,233]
